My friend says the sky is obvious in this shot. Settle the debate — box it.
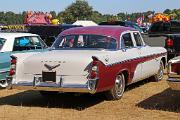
[0,0,179,14]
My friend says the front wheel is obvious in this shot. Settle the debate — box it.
[104,73,125,100]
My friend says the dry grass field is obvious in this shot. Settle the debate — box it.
[0,75,180,120]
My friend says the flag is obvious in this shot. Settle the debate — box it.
[137,16,143,26]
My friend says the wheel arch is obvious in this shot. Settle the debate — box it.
[161,57,166,69]
[118,69,129,85]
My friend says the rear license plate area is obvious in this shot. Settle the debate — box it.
[42,71,56,82]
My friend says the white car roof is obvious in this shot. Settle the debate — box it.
[0,33,39,39]
[0,33,40,52]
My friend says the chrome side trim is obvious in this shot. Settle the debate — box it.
[106,52,167,67]
[0,70,9,74]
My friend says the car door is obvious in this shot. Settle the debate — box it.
[120,32,142,82]
[132,32,159,79]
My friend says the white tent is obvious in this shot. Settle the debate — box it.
[73,20,98,26]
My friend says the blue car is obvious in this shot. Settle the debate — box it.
[99,21,144,33]
[0,33,47,87]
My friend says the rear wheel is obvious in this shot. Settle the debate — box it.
[154,60,164,82]
[105,74,125,100]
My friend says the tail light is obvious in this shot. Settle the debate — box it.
[89,57,99,79]
[168,62,180,77]
[166,39,174,47]
[9,56,17,76]
[87,57,99,93]
[170,63,180,74]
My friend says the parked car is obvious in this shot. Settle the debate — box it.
[99,21,144,33]
[167,56,180,90]
[0,33,47,87]
[3,24,82,47]
[26,24,82,46]
[6,26,167,100]
[144,20,180,60]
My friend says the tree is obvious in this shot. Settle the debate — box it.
[102,14,118,22]
[117,13,126,21]
[90,11,103,23]
[163,9,180,20]
[50,11,56,19]
[163,9,171,14]
[58,0,93,23]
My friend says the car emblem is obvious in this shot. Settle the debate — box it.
[44,63,60,71]
[105,57,109,62]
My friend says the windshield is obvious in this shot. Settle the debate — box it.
[0,38,6,50]
[53,34,117,49]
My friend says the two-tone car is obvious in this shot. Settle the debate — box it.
[7,26,167,100]
[0,33,47,87]
[167,56,180,90]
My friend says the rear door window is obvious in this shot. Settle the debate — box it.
[133,32,143,46]
[0,38,6,50]
[121,33,134,49]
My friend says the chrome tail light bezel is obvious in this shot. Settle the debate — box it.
[87,56,100,92]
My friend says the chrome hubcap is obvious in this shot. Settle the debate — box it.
[115,75,125,97]
[158,62,164,80]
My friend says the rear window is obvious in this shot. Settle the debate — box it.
[53,34,117,50]
[0,38,6,50]
[13,36,46,51]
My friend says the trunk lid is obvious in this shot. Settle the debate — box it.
[22,50,109,76]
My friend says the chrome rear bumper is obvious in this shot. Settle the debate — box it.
[6,77,97,94]
[167,78,180,91]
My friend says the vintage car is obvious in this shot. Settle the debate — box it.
[6,26,167,100]
[0,33,47,87]
[167,56,180,90]
[99,21,144,33]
